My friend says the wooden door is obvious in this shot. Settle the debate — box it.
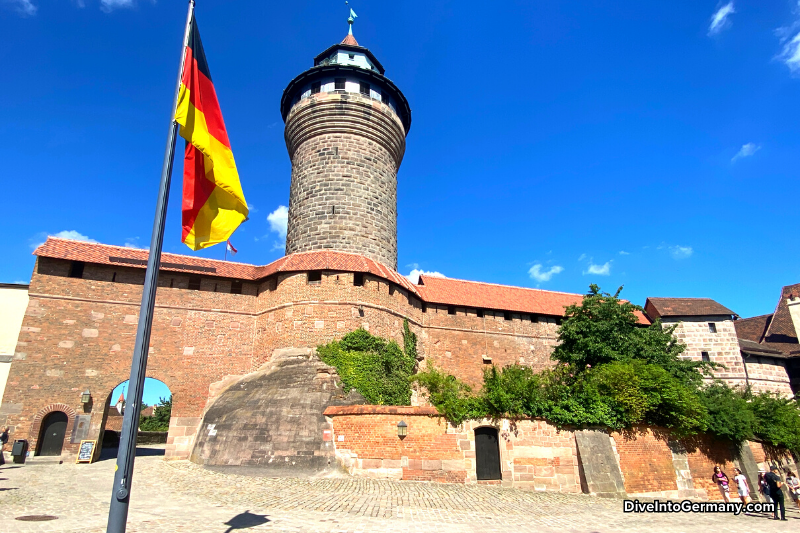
[475,427,501,480]
[38,412,68,456]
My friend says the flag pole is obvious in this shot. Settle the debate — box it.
[106,1,194,531]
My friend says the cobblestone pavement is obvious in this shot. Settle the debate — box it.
[1,448,798,532]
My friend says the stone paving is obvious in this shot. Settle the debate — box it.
[0,447,798,532]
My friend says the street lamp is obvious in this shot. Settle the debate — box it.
[81,390,92,404]
[397,420,408,439]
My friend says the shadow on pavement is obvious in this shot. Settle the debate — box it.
[98,446,166,462]
[223,510,270,532]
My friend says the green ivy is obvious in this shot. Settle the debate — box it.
[317,322,417,405]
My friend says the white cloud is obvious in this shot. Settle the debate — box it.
[267,205,288,240]
[619,250,630,255]
[406,269,445,284]
[528,264,564,283]
[708,2,735,36]
[670,245,693,259]
[31,230,98,250]
[100,0,134,12]
[585,262,611,276]
[247,203,258,214]
[4,0,37,16]
[577,253,587,262]
[773,2,800,73]
[731,142,761,162]
[123,237,148,250]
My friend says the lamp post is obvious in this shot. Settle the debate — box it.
[397,420,408,439]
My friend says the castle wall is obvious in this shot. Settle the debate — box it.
[742,356,793,396]
[1,257,258,460]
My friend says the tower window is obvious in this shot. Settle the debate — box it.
[476,309,484,318]
[381,93,389,104]
[188,276,202,291]
[307,271,322,284]
[230,280,243,294]
[359,82,370,96]
[530,314,538,323]
[448,306,456,315]
[701,351,710,362]
[68,261,85,279]
[112,272,117,283]
[708,323,717,333]
[334,78,346,90]
[311,81,321,95]
[348,53,355,60]
[389,284,395,296]
[503,311,512,321]
[353,272,364,286]
[421,302,427,313]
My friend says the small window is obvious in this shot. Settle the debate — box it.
[311,81,321,94]
[476,309,484,318]
[111,272,117,283]
[389,284,395,296]
[448,306,456,315]
[708,323,717,333]
[307,271,322,284]
[68,261,85,279]
[421,302,427,313]
[348,53,355,60]
[530,314,538,323]
[230,280,243,294]
[503,311,512,321]
[188,276,201,291]
[334,78,346,90]
[359,82,370,96]
[268,277,277,291]
[381,92,389,104]
[701,351,710,362]
[353,272,364,286]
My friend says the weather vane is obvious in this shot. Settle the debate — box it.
[345,1,357,35]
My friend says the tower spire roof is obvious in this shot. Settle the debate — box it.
[343,6,358,46]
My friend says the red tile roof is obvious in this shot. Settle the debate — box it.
[33,237,652,322]
[734,314,772,343]
[644,297,736,319]
[341,34,358,46]
[415,275,650,323]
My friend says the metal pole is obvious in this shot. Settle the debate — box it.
[106,2,194,531]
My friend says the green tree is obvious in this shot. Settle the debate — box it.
[139,395,172,432]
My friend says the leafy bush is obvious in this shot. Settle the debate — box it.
[317,322,417,405]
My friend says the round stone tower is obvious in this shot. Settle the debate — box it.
[281,21,411,270]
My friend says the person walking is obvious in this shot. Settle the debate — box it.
[786,470,800,509]
[711,465,731,503]
[732,467,750,504]
[758,472,772,503]
[0,426,8,466]
[765,465,787,521]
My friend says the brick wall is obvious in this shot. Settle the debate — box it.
[612,430,679,495]
[324,407,580,492]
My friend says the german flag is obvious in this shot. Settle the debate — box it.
[175,19,248,250]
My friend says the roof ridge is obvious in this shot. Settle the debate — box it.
[418,274,584,298]
[40,237,261,268]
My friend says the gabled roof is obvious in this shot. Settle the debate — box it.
[644,297,736,319]
[732,284,800,356]
[415,275,650,324]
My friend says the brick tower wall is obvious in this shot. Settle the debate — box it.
[284,92,407,270]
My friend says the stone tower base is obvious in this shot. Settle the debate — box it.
[190,348,363,474]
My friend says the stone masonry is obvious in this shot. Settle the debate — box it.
[284,91,406,270]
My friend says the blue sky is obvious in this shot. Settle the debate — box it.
[2,0,798,318]
[110,377,171,407]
